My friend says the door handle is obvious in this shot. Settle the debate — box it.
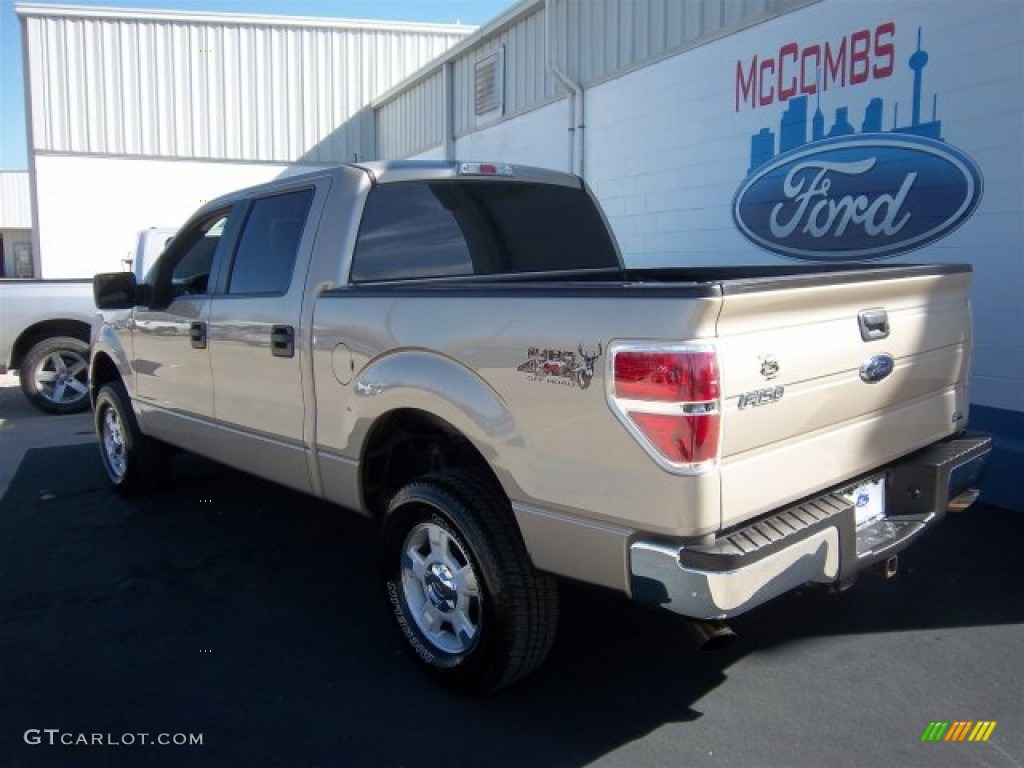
[271,325,295,358]
[190,321,207,349]
[858,308,890,341]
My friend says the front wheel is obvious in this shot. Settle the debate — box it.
[94,381,167,495]
[381,470,559,693]
[19,336,91,414]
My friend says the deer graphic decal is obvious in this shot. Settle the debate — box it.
[573,343,603,390]
[517,343,604,390]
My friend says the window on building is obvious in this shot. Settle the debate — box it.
[226,188,314,295]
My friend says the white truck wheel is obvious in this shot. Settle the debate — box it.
[19,336,90,414]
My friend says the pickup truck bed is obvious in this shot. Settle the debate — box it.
[89,161,990,691]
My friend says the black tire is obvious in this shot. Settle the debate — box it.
[19,336,91,414]
[94,381,167,495]
[381,469,559,693]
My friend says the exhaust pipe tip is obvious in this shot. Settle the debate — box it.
[948,488,981,513]
[868,555,899,580]
[684,619,737,652]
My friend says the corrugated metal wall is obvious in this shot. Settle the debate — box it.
[374,0,813,158]
[554,0,804,82]
[0,172,32,229]
[453,8,554,138]
[19,6,471,164]
[377,70,445,159]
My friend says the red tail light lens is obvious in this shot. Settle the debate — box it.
[614,350,719,401]
[608,345,721,473]
[627,411,721,465]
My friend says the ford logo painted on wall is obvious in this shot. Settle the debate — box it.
[860,354,896,384]
[733,134,983,261]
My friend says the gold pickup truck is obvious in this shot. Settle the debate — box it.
[90,161,990,692]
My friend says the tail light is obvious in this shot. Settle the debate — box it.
[607,344,721,474]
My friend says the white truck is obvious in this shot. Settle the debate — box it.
[0,228,174,413]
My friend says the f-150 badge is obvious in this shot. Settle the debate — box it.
[518,344,602,390]
[738,385,785,409]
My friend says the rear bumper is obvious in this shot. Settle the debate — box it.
[629,432,992,620]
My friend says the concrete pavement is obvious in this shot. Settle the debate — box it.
[0,371,96,498]
[0,371,1020,767]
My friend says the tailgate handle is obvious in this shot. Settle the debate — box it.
[858,308,890,341]
[271,325,295,358]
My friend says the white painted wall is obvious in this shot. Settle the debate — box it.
[31,156,327,278]
[409,101,571,168]
[455,101,571,173]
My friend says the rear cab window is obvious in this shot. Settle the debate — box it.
[225,188,315,295]
[351,181,620,282]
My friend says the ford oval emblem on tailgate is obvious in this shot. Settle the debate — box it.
[860,354,895,383]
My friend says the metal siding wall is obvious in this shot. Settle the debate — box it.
[0,173,33,229]
[451,7,551,139]
[558,0,791,84]
[378,0,810,152]
[378,71,444,158]
[22,11,468,164]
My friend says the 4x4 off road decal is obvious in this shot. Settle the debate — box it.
[517,344,602,390]
[733,26,982,261]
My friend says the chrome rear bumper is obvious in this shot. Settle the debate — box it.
[629,433,992,620]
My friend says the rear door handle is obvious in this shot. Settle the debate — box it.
[190,321,207,349]
[858,308,890,341]
[271,325,295,358]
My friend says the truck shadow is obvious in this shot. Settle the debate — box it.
[1,444,1020,767]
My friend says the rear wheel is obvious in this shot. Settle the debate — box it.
[381,470,559,693]
[94,381,167,495]
[19,336,90,414]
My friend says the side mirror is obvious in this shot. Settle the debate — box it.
[94,271,140,309]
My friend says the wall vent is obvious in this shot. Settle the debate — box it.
[474,47,505,123]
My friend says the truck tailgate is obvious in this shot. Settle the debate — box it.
[714,266,972,529]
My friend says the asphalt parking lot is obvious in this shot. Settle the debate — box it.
[0,373,1021,768]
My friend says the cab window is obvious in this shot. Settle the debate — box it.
[351,181,619,282]
[150,211,230,306]
[225,188,314,295]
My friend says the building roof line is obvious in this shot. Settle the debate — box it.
[13,3,476,35]
[372,0,540,108]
